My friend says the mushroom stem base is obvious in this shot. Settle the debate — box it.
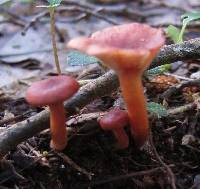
[113,128,129,149]
[118,73,149,147]
[49,103,67,151]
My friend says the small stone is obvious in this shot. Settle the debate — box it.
[181,134,195,145]
[191,71,200,79]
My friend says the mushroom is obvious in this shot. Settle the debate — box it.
[67,23,165,147]
[99,108,129,149]
[26,76,79,151]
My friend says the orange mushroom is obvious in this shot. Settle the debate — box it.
[67,23,165,147]
[26,76,79,151]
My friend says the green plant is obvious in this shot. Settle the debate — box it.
[147,102,168,118]
[167,11,200,43]
[38,0,63,74]
[146,64,171,76]
[67,50,101,66]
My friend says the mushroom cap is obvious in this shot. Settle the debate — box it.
[26,76,79,106]
[99,109,129,130]
[67,23,165,74]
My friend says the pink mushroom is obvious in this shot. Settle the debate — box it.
[99,108,129,149]
[67,23,165,147]
[26,76,79,151]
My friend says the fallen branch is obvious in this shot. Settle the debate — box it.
[162,78,200,99]
[151,38,200,68]
[0,38,200,157]
[167,102,196,115]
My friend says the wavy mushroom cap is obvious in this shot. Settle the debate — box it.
[99,109,129,130]
[67,23,165,73]
[26,76,79,106]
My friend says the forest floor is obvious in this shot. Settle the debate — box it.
[0,0,200,188]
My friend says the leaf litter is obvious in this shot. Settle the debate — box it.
[0,0,199,188]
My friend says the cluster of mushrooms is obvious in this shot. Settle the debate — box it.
[26,23,165,151]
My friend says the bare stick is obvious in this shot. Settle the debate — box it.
[22,10,49,35]
[167,103,196,115]
[56,152,93,179]
[149,131,177,189]
[162,79,200,99]
[151,38,200,68]
[88,164,175,187]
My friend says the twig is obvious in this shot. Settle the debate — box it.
[164,73,193,81]
[0,19,25,27]
[149,131,177,189]
[184,144,200,153]
[0,160,27,183]
[58,6,118,25]
[0,38,199,157]
[0,111,32,127]
[151,38,200,68]
[162,79,200,99]
[0,48,53,58]
[167,103,196,115]
[67,112,106,126]
[60,0,145,18]
[56,152,94,180]
[22,10,49,35]
[0,150,53,184]
[150,0,191,12]
[56,13,87,23]
[22,3,117,33]
[0,7,27,25]
[88,164,175,187]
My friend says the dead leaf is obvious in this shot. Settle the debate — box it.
[0,28,51,64]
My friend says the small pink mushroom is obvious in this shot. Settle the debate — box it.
[26,76,79,151]
[67,23,165,147]
[99,108,129,149]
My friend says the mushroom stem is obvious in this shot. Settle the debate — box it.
[113,128,129,149]
[49,103,67,150]
[118,72,149,147]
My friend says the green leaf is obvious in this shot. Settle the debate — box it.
[167,11,200,44]
[181,12,200,24]
[47,0,62,6]
[38,0,62,8]
[67,50,101,66]
[178,12,200,43]
[146,64,171,75]
[166,25,181,43]
[147,102,168,118]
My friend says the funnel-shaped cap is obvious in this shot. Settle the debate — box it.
[67,23,165,73]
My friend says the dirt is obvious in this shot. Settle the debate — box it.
[0,0,200,189]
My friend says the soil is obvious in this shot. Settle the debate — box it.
[0,0,200,189]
